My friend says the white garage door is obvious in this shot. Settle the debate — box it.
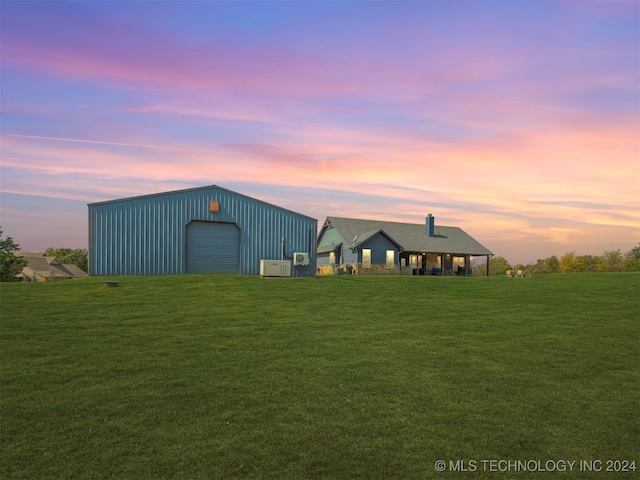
[185,221,240,274]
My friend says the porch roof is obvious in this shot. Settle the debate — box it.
[317,242,342,254]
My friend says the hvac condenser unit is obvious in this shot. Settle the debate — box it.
[293,252,310,267]
[260,260,291,277]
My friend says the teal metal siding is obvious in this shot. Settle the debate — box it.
[88,185,317,276]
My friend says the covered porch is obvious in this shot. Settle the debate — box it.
[398,252,490,276]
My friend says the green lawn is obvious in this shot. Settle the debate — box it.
[1,273,638,479]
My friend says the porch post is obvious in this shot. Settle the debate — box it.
[486,255,490,277]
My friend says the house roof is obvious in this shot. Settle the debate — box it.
[353,229,403,249]
[20,256,59,273]
[323,217,493,256]
[62,264,88,278]
[18,254,87,279]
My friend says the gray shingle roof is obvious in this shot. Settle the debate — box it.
[18,254,87,279]
[61,264,88,277]
[325,217,493,256]
[317,242,342,254]
[353,229,403,249]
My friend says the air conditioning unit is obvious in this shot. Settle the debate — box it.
[260,260,291,277]
[293,252,310,267]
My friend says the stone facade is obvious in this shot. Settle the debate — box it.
[356,263,398,275]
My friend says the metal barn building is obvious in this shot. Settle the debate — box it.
[88,185,317,277]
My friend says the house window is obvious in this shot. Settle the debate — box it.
[409,254,418,268]
[329,251,335,265]
[362,249,371,268]
[453,256,465,273]
[386,250,394,267]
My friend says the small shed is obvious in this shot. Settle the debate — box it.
[88,185,317,277]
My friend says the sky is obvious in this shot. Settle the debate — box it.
[1,0,638,265]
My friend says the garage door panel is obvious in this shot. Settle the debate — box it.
[186,221,240,274]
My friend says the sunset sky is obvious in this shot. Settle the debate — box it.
[1,1,638,265]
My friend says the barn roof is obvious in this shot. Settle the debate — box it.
[324,217,493,256]
[88,184,317,222]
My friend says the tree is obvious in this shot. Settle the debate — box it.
[544,255,560,273]
[574,255,602,272]
[623,243,640,272]
[0,227,27,282]
[528,256,559,274]
[490,256,512,275]
[44,247,88,272]
[559,251,576,272]
[473,255,511,276]
[601,249,623,272]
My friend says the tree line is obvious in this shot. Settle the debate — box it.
[474,243,640,276]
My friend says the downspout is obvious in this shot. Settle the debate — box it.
[282,237,292,260]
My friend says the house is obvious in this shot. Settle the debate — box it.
[317,215,493,276]
[88,185,317,277]
[17,253,87,282]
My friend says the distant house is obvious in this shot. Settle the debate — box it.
[317,215,493,276]
[17,254,87,282]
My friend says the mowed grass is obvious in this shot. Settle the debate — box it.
[1,273,638,479]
